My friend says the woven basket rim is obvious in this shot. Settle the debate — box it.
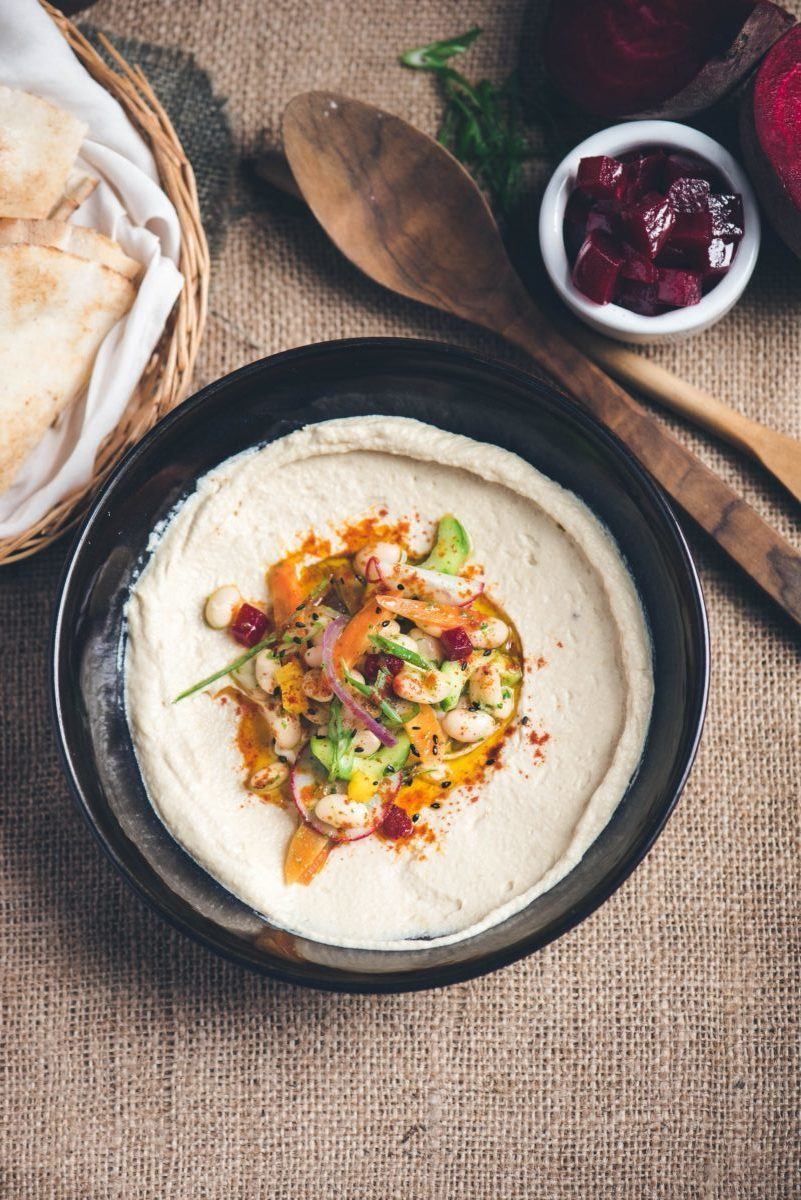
[0,2,209,565]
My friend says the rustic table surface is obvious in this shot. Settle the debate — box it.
[2,2,799,1196]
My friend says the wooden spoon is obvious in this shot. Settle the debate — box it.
[282,91,801,629]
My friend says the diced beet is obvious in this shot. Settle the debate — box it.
[621,192,676,259]
[670,209,714,257]
[231,603,270,648]
[615,278,661,316]
[572,230,623,304]
[657,242,692,269]
[620,243,658,283]
[667,176,712,213]
[380,804,414,840]
[623,150,665,201]
[708,193,745,240]
[663,152,716,187]
[563,189,592,263]
[576,155,626,203]
[440,626,473,661]
[585,209,616,237]
[657,267,702,307]
[362,652,381,683]
[702,238,737,278]
[381,653,404,677]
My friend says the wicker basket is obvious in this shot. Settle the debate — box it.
[0,3,209,564]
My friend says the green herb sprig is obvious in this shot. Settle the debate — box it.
[172,635,277,703]
[369,633,432,672]
[344,668,404,727]
[400,27,531,215]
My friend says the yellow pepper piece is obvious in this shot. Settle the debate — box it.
[275,660,308,714]
[347,769,379,805]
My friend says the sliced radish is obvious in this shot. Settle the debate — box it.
[290,748,398,842]
[364,555,382,583]
[378,562,484,607]
[321,616,397,748]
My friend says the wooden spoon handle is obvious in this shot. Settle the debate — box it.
[498,300,801,628]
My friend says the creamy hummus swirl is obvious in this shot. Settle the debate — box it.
[124,416,653,949]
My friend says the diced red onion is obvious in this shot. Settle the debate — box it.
[364,556,382,583]
[321,616,396,747]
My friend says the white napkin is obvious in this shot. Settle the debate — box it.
[0,0,184,537]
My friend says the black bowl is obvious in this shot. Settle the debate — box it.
[51,338,708,992]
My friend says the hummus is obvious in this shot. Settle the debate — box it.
[124,416,653,949]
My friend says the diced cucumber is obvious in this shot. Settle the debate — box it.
[439,660,468,712]
[419,515,471,575]
[310,731,411,781]
[310,736,355,780]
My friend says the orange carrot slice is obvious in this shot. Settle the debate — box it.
[375,593,482,630]
[404,703,445,769]
[269,559,305,628]
[334,598,391,672]
[284,822,332,885]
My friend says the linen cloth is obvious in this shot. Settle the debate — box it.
[1,1,798,1197]
[0,0,183,537]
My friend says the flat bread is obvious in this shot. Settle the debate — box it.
[0,86,87,219]
[0,218,141,281]
[0,244,136,494]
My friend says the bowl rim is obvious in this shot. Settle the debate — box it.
[50,337,710,993]
[539,119,761,342]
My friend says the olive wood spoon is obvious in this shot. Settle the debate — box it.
[255,145,801,507]
[282,92,801,629]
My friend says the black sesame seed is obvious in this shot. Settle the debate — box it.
[469,702,480,712]
[410,746,420,757]
[521,715,530,726]
[442,781,452,788]
[431,801,441,809]
[486,757,496,766]
[381,620,391,627]
[412,814,419,823]
[292,636,302,644]
[483,649,491,657]
[295,621,304,629]
[397,583,405,591]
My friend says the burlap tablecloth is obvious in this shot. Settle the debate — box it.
[2,2,799,1196]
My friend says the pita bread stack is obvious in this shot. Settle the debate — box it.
[0,85,140,498]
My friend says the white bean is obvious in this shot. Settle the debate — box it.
[469,618,509,650]
[302,667,333,702]
[351,728,381,757]
[254,650,279,694]
[249,762,289,793]
[271,712,302,750]
[354,541,403,580]
[393,667,453,704]
[303,642,324,668]
[469,662,504,709]
[494,691,515,720]
[441,708,496,743]
[204,584,241,630]
[409,627,443,661]
[314,793,373,832]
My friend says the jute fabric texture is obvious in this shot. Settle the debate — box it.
[1,1,798,1195]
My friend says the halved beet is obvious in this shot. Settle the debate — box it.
[740,24,801,258]
[657,267,703,307]
[572,230,623,304]
[545,1,794,119]
[621,192,675,259]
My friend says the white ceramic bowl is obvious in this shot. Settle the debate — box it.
[539,120,761,345]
